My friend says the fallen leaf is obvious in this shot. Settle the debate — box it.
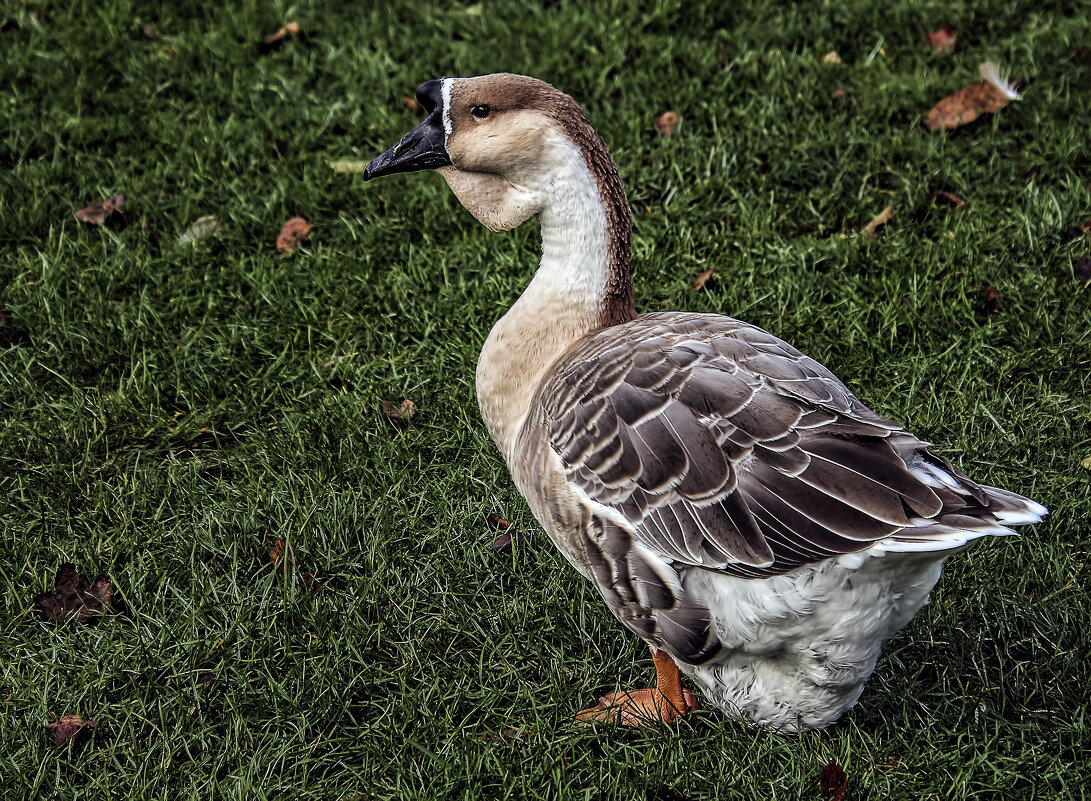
[276,216,315,253]
[978,285,1003,314]
[926,62,1021,131]
[819,762,848,801]
[381,399,415,419]
[46,715,96,751]
[693,266,717,291]
[655,111,680,136]
[925,27,957,54]
[933,190,965,208]
[830,88,846,100]
[403,96,423,116]
[1080,454,1091,470]
[270,538,293,576]
[176,214,220,246]
[74,195,125,224]
[35,564,113,623]
[328,159,370,173]
[141,23,158,39]
[1074,257,1091,284]
[486,514,511,531]
[1059,219,1091,244]
[260,19,300,51]
[822,50,842,64]
[860,205,894,237]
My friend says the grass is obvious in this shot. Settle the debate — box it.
[1,0,1089,798]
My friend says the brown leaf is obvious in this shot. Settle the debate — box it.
[978,285,1003,314]
[276,216,315,253]
[925,27,957,54]
[655,111,680,136]
[403,96,423,116]
[860,205,893,237]
[270,538,293,576]
[141,23,158,39]
[819,762,848,801]
[1074,257,1091,284]
[1059,219,1091,244]
[926,62,1021,131]
[822,50,842,64]
[933,190,965,208]
[693,266,717,291]
[830,88,846,100]
[381,399,415,419]
[35,564,113,623]
[74,195,125,224]
[262,19,300,46]
[486,514,511,531]
[46,715,96,750]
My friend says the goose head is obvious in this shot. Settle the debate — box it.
[365,74,624,234]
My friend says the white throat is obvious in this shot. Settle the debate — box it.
[475,133,612,460]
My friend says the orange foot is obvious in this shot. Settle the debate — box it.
[574,648,699,726]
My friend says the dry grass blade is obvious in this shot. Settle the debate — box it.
[860,205,893,237]
[693,266,716,291]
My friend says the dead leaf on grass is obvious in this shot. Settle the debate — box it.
[259,20,301,52]
[1074,257,1091,284]
[403,96,423,116]
[46,715,96,751]
[655,111,680,136]
[978,285,1003,314]
[35,564,113,623]
[276,216,315,253]
[819,762,848,801]
[381,399,415,419]
[270,538,293,576]
[1059,219,1091,244]
[933,190,966,208]
[488,515,529,551]
[925,27,957,54]
[925,62,1021,131]
[75,195,125,224]
[693,266,716,291]
[1080,454,1091,470]
[822,50,842,64]
[176,214,220,246]
[860,205,893,237]
[830,88,847,100]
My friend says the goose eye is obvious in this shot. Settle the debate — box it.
[471,105,491,120]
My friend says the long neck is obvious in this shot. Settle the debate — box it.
[476,135,635,459]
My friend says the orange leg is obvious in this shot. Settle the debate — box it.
[575,648,699,726]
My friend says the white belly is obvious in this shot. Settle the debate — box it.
[679,548,949,732]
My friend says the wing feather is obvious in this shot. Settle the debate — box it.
[523,311,1039,663]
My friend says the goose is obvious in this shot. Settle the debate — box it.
[363,73,1047,732]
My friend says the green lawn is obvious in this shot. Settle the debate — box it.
[2,1,1090,798]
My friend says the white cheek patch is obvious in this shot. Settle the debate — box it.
[440,77,453,143]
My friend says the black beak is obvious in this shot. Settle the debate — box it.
[364,80,452,180]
